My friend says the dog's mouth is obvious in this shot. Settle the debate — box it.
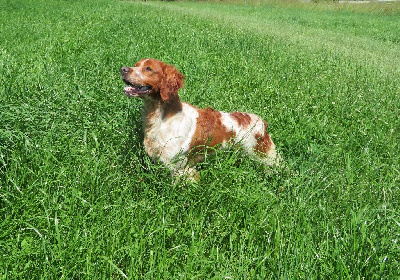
[123,81,152,97]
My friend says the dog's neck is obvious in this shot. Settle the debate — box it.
[142,95,183,124]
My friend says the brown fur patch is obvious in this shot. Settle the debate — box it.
[189,107,235,155]
[135,59,166,94]
[254,121,272,155]
[230,111,252,127]
[162,95,183,119]
[160,65,185,103]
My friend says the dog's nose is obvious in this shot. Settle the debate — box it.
[120,67,130,76]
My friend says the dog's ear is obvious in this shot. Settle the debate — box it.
[160,65,185,103]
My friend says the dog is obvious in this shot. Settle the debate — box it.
[121,58,280,180]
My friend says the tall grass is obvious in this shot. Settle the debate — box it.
[1,0,399,278]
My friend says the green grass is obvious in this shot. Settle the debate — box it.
[1,0,399,278]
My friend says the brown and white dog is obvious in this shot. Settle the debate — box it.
[121,58,280,180]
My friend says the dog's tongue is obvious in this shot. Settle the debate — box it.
[124,86,135,95]
[123,85,151,97]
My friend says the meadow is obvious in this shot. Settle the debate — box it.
[1,0,399,278]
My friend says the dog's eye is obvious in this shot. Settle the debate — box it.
[145,67,152,72]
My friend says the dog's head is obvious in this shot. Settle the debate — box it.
[120,58,185,103]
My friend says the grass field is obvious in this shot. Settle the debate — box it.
[1,0,399,278]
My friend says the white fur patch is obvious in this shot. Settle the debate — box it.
[144,102,199,165]
[220,112,264,153]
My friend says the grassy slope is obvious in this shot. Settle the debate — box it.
[1,0,399,278]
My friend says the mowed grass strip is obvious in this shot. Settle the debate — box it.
[0,0,399,278]
[149,1,400,74]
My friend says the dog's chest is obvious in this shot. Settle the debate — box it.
[143,103,199,163]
